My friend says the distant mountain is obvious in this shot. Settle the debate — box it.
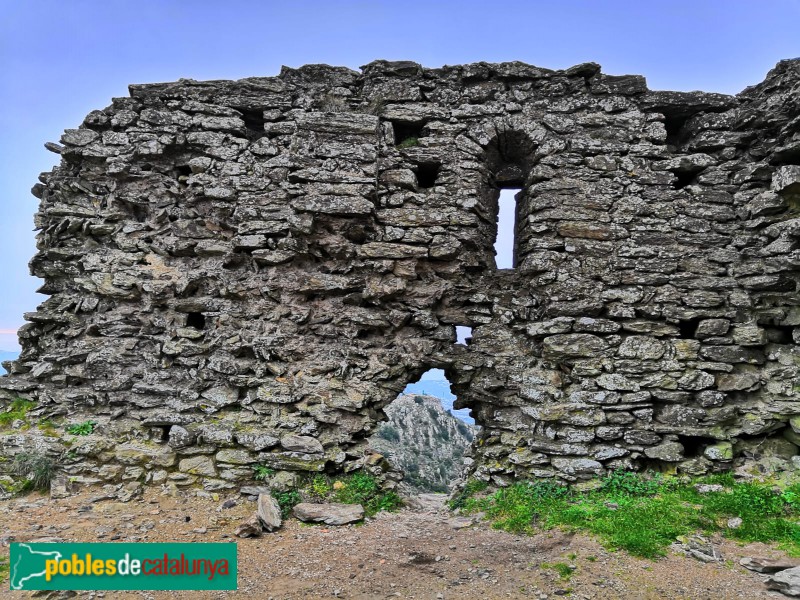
[402,378,474,424]
[370,394,476,493]
[0,351,19,374]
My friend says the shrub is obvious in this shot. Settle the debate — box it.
[12,451,55,491]
[377,425,400,443]
[307,474,332,499]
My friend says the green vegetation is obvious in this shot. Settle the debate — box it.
[249,470,403,519]
[276,489,302,519]
[253,465,275,481]
[543,561,575,581]
[450,478,489,510]
[0,398,35,427]
[456,421,473,441]
[37,419,58,437]
[397,136,419,149]
[0,555,8,585]
[455,470,800,559]
[12,451,55,491]
[298,471,403,517]
[65,420,96,436]
[376,424,400,443]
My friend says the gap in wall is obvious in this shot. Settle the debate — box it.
[368,369,475,493]
[456,326,473,346]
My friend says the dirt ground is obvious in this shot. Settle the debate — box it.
[0,488,792,599]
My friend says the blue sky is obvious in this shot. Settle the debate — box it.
[1,0,799,351]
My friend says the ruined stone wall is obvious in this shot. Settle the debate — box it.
[2,58,800,492]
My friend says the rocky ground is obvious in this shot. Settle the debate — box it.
[0,488,795,599]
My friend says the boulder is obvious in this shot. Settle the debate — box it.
[768,566,800,596]
[741,556,800,573]
[234,514,262,538]
[293,502,364,525]
[256,493,282,532]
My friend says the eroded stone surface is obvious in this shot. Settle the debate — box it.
[2,58,800,489]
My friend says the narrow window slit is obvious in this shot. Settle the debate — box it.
[495,188,520,269]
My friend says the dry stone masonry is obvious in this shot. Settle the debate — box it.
[2,58,800,492]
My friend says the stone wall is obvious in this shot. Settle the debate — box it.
[2,58,800,492]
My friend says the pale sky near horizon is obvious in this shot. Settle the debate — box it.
[2,0,799,351]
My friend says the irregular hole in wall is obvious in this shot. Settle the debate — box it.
[391,120,425,148]
[636,458,676,473]
[233,346,256,359]
[369,369,475,493]
[239,108,267,140]
[677,317,701,339]
[455,325,473,346]
[174,164,191,186]
[414,162,441,189]
[179,281,203,298]
[186,312,206,330]
[223,254,247,270]
[765,324,795,343]
[485,129,536,188]
[152,426,170,442]
[676,434,715,458]
[662,112,691,148]
[128,202,148,223]
[770,145,800,166]
[673,170,697,190]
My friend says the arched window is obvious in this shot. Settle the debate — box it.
[482,129,536,270]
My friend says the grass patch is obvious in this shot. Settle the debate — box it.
[0,555,8,584]
[450,478,489,510]
[37,419,59,437]
[0,398,35,427]
[458,470,800,559]
[300,472,403,517]
[543,561,574,581]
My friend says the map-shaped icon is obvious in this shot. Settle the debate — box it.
[10,543,62,590]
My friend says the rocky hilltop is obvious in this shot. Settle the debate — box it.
[370,394,475,492]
